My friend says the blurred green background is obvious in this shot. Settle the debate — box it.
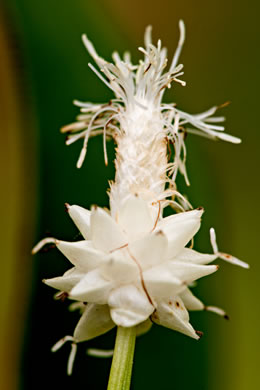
[1,0,259,389]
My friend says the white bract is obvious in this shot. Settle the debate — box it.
[33,196,248,374]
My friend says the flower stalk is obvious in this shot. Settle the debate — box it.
[107,326,136,390]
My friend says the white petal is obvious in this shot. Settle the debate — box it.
[128,230,168,270]
[100,248,139,284]
[67,204,91,240]
[44,267,83,292]
[143,266,184,301]
[152,298,199,339]
[70,269,112,304]
[180,288,204,311]
[117,196,154,241]
[90,206,126,252]
[158,208,203,228]
[56,240,108,271]
[167,261,218,283]
[157,209,203,259]
[108,285,154,327]
[175,248,218,265]
[73,304,115,342]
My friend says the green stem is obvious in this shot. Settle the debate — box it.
[107,326,136,390]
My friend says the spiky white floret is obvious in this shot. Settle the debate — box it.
[33,197,248,374]
[62,20,241,209]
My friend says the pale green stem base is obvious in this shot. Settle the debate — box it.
[107,326,136,390]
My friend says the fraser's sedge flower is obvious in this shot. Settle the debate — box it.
[33,21,248,376]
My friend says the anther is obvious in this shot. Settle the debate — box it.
[54,291,69,302]
[195,330,204,339]
[64,203,70,212]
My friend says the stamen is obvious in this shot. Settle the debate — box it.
[210,228,218,254]
[54,291,68,302]
[88,63,117,94]
[205,305,229,319]
[67,343,77,376]
[82,34,106,67]
[163,199,185,213]
[144,25,153,49]
[210,228,249,269]
[214,132,241,144]
[173,77,186,87]
[76,106,118,168]
[87,348,114,358]
[31,237,58,255]
[205,116,226,123]
[103,118,112,166]
[169,20,186,72]
[73,100,98,108]
[77,139,88,168]
[66,129,92,145]
[194,105,218,120]
[51,335,74,352]
[138,46,149,56]
[195,330,204,339]
[61,121,87,133]
[218,252,249,269]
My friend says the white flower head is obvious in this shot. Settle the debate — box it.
[62,20,241,213]
[33,21,247,375]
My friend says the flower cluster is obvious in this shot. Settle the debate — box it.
[33,21,247,375]
[62,21,240,196]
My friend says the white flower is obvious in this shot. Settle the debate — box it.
[33,21,248,375]
[62,20,241,204]
[33,196,248,374]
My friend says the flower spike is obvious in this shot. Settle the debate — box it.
[33,21,247,377]
[61,20,240,200]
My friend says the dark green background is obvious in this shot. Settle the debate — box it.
[1,1,259,389]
